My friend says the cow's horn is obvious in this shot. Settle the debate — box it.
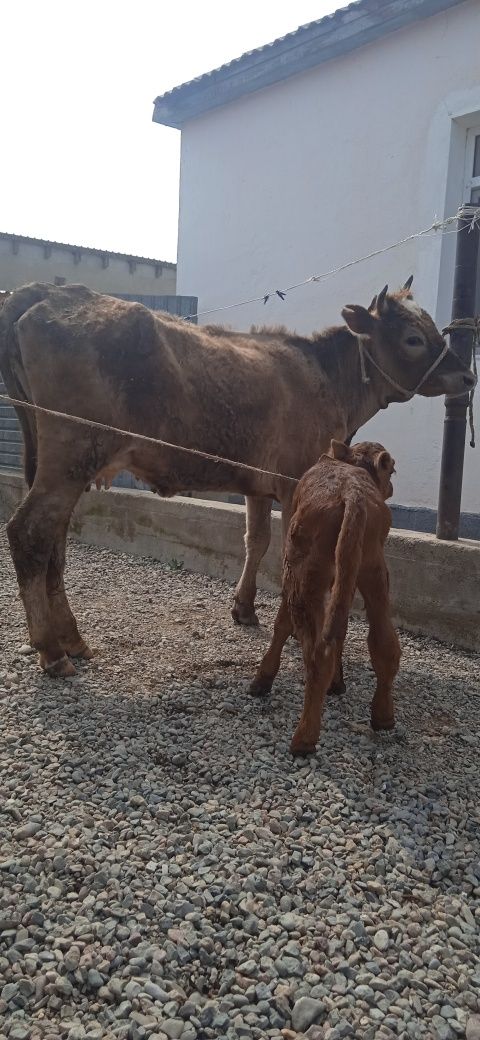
[377,285,388,312]
[368,295,377,312]
[403,275,414,291]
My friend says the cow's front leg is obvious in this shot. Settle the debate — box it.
[232,497,272,625]
[7,471,85,677]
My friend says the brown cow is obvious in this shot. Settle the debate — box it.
[249,440,400,756]
[0,280,474,677]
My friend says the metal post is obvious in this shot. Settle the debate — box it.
[436,204,479,540]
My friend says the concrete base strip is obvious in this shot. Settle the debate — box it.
[1,470,478,651]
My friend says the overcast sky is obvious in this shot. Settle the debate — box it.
[1,0,342,262]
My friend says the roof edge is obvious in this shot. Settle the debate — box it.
[0,231,176,269]
[153,0,468,129]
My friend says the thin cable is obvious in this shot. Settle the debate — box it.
[0,393,298,487]
[182,208,480,322]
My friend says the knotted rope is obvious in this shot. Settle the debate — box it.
[442,317,479,448]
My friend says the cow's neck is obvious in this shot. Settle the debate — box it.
[319,327,402,433]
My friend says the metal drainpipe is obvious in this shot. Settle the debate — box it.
[436,204,479,541]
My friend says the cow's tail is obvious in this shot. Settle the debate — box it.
[0,285,49,488]
[323,493,367,644]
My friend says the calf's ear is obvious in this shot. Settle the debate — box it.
[342,305,375,336]
[329,439,351,461]
[375,450,395,474]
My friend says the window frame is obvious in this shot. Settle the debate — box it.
[464,125,480,203]
[463,126,480,342]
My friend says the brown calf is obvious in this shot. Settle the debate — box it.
[250,440,401,755]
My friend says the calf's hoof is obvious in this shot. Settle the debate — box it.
[41,653,76,678]
[231,601,259,627]
[290,738,317,757]
[290,729,318,756]
[371,714,395,731]
[249,675,273,697]
[327,677,346,696]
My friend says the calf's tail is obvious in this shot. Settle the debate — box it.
[323,493,367,643]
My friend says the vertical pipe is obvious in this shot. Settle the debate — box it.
[436,205,479,540]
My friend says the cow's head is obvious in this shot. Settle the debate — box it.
[341,279,476,401]
[329,439,395,500]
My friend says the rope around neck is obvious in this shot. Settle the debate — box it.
[357,324,478,446]
[357,339,451,400]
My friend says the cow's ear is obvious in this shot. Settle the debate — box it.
[342,305,375,336]
[329,439,352,462]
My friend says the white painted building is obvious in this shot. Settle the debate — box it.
[153,0,480,534]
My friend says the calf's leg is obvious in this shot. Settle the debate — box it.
[327,638,346,695]
[233,497,272,625]
[249,596,292,696]
[290,633,336,755]
[357,560,401,730]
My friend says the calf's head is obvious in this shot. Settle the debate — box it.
[329,439,396,500]
[341,280,476,401]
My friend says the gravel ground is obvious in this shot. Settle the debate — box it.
[0,527,479,1040]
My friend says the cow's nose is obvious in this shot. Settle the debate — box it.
[464,371,477,388]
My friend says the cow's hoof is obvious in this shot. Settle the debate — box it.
[290,738,317,757]
[249,676,273,697]
[231,602,259,626]
[327,677,346,696]
[371,715,395,731]
[68,639,95,660]
[42,654,76,678]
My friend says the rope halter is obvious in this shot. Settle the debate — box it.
[357,319,478,445]
[358,338,451,400]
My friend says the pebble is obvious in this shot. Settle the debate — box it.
[144,981,169,1003]
[373,930,389,952]
[162,1021,185,1040]
[292,997,325,1032]
[86,969,104,990]
[13,821,42,839]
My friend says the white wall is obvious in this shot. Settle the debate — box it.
[177,0,480,516]
[0,238,176,296]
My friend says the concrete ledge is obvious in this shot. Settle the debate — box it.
[1,469,479,651]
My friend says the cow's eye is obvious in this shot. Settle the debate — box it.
[405,335,424,347]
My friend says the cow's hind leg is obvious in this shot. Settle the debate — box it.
[7,475,85,676]
[249,596,292,696]
[232,497,272,625]
[45,522,93,661]
[357,560,401,730]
